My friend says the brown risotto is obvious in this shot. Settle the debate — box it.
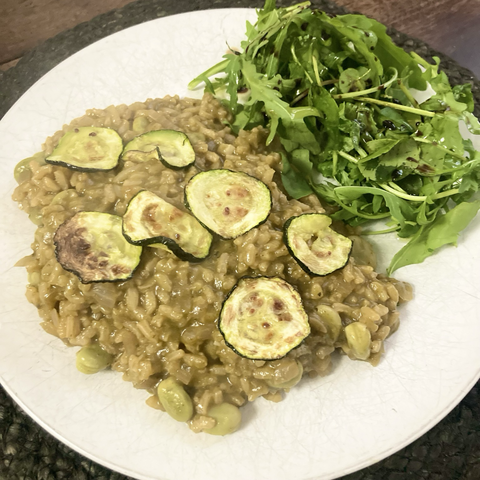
[12,93,412,434]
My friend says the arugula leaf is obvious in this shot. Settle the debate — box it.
[334,186,417,229]
[241,59,320,146]
[281,153,313,198]
[362,16,427,91]
[190,0,480,273]
[463,112,480,135]
[388,200,480,274]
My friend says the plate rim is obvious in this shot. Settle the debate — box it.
[1,6,480,480]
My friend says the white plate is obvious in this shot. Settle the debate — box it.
[1,8,480,480]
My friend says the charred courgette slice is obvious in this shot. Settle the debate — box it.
[46,127,123,171]
[122,130,195,169]
[122,190,212,262]
[54,212,142,283]
[284,214,352,276]
[184,169,272,239]
[219,276,310,360]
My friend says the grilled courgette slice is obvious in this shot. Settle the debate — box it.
[122,190,212,262]
[284,214,352,276]
[122,130,195,169]
[219,276,310,360]
[46,127,123,171]
[54,212,142,283]
[184,169,272,239]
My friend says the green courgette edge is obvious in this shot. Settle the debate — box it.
[122,191,213,263]
[122,130,196,170]
[183,169,273,240]
[45,127,123,172]
[283,214,353,277]
[45,158,121,173]
[123,230,211,263]
[218,275,310,361]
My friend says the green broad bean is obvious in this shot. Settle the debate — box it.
[14,157,34,184]
[345,322,371,360]
[76,344,113,374]
[157,377,194,422]
[316,305,342,342]
[14,152,46,184]
[267,360,303,389]
[28,207,43,226]
[204,403,242,436]
[132,116,149,133]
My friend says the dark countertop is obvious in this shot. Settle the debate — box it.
[1,1,480,479]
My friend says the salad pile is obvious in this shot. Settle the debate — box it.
[190,0,480,273]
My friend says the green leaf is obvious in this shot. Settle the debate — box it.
[327,14,383,84]
[241,59,320,148]
[430,115,464,154]
[334,185,416,228]
[388,200,480,274]
[290,148,313,176]
[280,153,313,198]
[462,112,480,135]
[310,85,341,160]
[363,16,427,90]
[263,0,277,13]
[453,83,474,113]
[338,67,369,94]
[358,138,418,181]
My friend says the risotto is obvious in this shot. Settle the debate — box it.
[12,93,412,434]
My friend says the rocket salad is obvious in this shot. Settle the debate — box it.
[189,0,480,274]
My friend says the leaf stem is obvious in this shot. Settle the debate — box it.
[334,196,391,220]
[397,80,420,108]
[338,150,359,164]
[379,183,427,202]
[312,54,322,87]
[351,97,436,117]
[432,188,460,199]
[332,69,398,100]
[321,79,339,86]
[291,44,314,84]
[362,225,400,235]
[188,59,229,89]
[332,150,338,176]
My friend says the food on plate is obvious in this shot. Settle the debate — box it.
[191,0,480,274]
[12,93,411,433]
[283,213,353,276]
[157,376,194,422]
[203,403,242,436]
[76,344,114,374]
[122,129,196,169]
[184,169,272,238]
[218,276,311,360]
[46,126,123,171]
[122,189,213,261]
[54,211,142,283]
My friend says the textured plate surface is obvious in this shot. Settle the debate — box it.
[1,8,480,480]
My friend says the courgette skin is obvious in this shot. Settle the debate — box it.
[122,130,195,170]
[218,276,311,360]
[54,212,142,284]
[46,127,123,172]
[122,190,213,262]
[184,169,272,239]
[283,214,353,276]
